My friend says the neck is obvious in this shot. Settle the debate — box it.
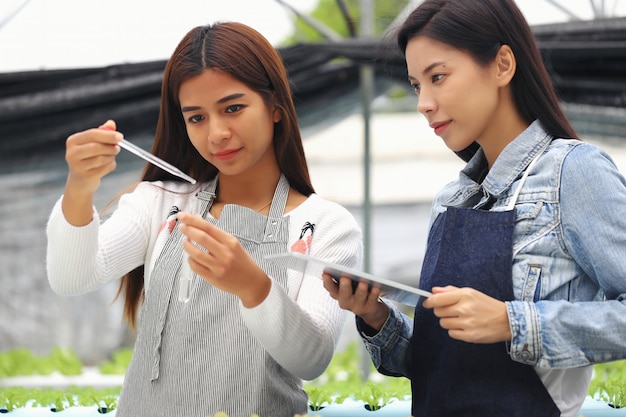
[478,105,529,168]
[215,171,281,206]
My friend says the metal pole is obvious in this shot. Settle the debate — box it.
[0,0,34,31]
[360,0,374,275]
[359,0,374,381]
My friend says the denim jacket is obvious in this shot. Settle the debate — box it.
[359,120,626,375]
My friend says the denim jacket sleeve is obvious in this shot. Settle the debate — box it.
[355,302,413,377]
[507,143,626,368]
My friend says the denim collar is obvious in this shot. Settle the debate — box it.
[447,120,553,205]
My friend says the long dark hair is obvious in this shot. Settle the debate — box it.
[396,0,577,160]
[117,22,314,328]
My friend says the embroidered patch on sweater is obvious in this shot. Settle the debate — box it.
[158,206,180,235]
[291,221,315,254]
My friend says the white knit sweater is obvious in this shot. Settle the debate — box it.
[46,180,363,381]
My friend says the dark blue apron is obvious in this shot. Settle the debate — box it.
[407,153,560,417]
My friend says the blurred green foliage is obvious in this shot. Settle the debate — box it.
[282,0,410,44]
[1,343,625,411]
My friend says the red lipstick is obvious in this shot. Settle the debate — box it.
[214,148,240,161]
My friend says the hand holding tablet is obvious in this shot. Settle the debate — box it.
[264,252,431,306]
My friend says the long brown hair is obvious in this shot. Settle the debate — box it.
[396,0,577,160]
[117,22,314,329]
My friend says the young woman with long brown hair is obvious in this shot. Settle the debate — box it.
[47,22,362,417]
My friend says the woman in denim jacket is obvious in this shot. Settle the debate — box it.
[322,0,626,416]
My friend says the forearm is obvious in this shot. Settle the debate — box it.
[240,278,345,380]
[61,182,96,226]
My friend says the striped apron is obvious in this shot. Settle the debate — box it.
[117,174,308,417]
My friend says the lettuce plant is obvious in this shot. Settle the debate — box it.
[356,381,398,411]
[1,345,625,414]
[589,360,626,408]
[0,387,33,412]
[0,386,120,413]
[0,347,82,377]
[98,348,133,375]
[303,385,333,411]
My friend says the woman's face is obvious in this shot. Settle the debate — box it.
[405,36,504,153]
[178,69,281,178]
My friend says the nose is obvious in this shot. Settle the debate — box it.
[207,117,230,144]
[416,88,436,115]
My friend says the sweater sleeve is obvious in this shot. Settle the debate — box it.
[46,186,155,296]
[240,197,363,380]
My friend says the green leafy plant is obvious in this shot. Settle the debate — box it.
[589,360,626,408]
[2,345,626,414]
[48,347,83,376]
[72,386,120,413]
[96,394,119,413]
[0,386,121,413]
[304,385,333,411]
[356,381,398,411]
[36,388,76,412]
[0,348,53,377]
[595,382,626,409]
[207,413,319,417]
[303,342,410,411]
[0,347,82,377]
[0,386,33,412]
[589,360,626,409]
[98,347,133,375]
[304,342,364,410]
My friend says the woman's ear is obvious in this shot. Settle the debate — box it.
[270,93,282,123]
[494,44,516,86]
[272,107,282,123]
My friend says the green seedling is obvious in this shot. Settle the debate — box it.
[0,387,33,412]
[2,345,626,413]
[99,348,133,375]
[356,381,397,411]
[0,347,82,377]
[304,385,332,411]
[589,359,626,408]
[49,347,83,376]
[594,382,626,409]
[96,394,119,413]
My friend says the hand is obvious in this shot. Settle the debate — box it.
[422,285,512,343]
[65,119,122,196]
[61,120,122,226]
[177,212,271,307]
[322,274,389,332]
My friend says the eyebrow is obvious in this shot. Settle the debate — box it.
[181,93,246,113]
[408,61,446,81]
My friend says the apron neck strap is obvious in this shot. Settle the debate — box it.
[193,173,290,217]
[506,143,549,211]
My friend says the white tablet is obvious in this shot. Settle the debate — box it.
[264,252,430,307]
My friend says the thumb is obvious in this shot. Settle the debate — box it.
[431,285,458,294]
[98,119,117,131]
